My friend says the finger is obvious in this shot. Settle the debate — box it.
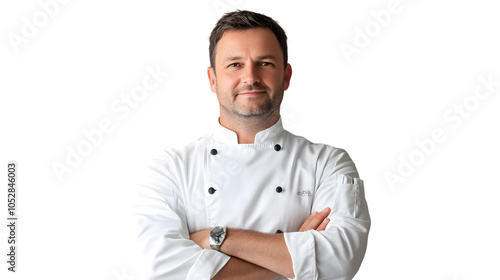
[312,207,331,223]
[299,211,318,232]
[305,208,330,230]
[318,207,331,218]
[299,208,331,232]
[316,218,330,232]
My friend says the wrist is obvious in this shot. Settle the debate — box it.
[217,228,243,255]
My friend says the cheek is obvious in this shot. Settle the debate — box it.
[220,75,240,90]
[264,72,285,87]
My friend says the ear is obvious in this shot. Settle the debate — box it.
[283,63,292,90]
[207,67,217,93]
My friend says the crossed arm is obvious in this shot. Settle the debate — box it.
[190,207,332,279]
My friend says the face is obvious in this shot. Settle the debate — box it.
[208,28,292,119]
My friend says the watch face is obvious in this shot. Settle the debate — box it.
[211,226,226,244]
[212,227,223,242]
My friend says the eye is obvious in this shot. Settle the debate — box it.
[261,62,274,66]
[228,63,240,68]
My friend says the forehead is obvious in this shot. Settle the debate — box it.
[215,28,282,62]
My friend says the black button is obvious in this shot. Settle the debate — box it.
[276,230,283,234]
[210,149,218,155]
[208,187,216,194]
[274,144,281,151]
[276,186,283,193]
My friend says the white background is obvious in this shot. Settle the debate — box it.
[1,0,499,279]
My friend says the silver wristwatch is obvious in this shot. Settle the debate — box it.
[209,226,227,251]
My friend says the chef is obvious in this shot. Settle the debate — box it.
[132,10,370,280]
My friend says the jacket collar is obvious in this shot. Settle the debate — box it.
[213,117,284,145]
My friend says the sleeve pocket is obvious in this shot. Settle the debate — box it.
[334,175,368,220]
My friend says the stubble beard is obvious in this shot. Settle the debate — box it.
[219,83,283,120]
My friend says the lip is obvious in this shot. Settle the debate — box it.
[238,91,266,95]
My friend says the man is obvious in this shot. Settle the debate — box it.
[132,10,370,280]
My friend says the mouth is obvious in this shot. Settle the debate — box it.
[238,90,266,96]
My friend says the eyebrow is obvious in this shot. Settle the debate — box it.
[256,55,278,61]
[223,55,278,63]
[223,56,243,63]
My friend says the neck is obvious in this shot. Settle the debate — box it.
[219,110,280,144]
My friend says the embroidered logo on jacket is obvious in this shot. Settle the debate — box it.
[297,190,312,197]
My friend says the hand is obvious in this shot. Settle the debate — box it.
[190,228,211,249]
[298,207,331,232]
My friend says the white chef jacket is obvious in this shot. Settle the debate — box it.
[131,117,370,280]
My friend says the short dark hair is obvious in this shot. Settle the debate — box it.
[209,10,288,70]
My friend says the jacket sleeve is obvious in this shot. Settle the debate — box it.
[130,151,230,280]
[283,148,371,280]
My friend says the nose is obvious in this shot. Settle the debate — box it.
[242,63,261,85]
